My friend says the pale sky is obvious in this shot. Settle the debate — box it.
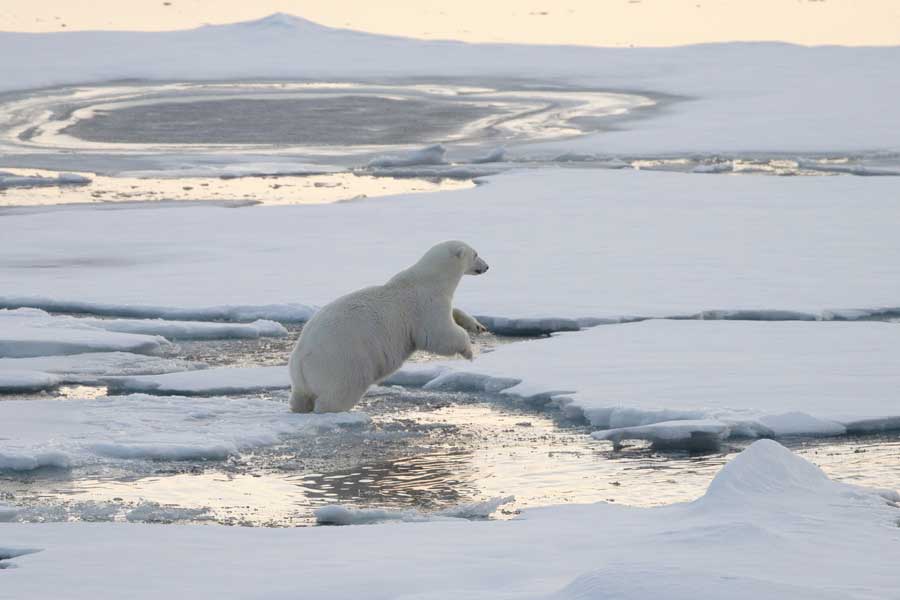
[1,0,899,46]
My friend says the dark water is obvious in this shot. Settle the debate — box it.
[63,96,494,146]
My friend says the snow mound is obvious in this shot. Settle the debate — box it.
[0,394,369,471]
[0,309,168,359]
[315,496,514,525]
[367,144,447,168]
[703,439,831,501]
[107,365,289,396]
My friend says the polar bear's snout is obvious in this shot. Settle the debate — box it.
[469,255,489,275]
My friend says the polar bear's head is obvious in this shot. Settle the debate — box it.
[421,240,489,278]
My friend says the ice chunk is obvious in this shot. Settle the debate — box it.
[469,147,506,164]
[367,144,446,168]
[592,419,730,450]
[0,172,90,189]
[315,496,513,525]
[0,369,61,393]
[0,503,19,522]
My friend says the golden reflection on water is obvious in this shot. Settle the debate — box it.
[1,0,898,46]
[0,168,472,208]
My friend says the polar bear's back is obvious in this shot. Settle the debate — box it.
[290,284,417,396]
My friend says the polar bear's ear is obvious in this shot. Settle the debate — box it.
[452,246,465,258]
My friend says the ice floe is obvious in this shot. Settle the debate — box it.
[106,365,289,396]
[0,308,287,366]
[0,171,90,189]
[2,169,899,324]
[1,441,897,598]
[69,316,287,340]
[0,394,369,471]
[0,352,201,393]
[404,320,900,445]
[366,144,447,168]
[0,309,168,359]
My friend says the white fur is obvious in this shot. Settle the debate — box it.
[289,240,489,413]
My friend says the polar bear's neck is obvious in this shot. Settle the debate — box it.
[388,261,463,297]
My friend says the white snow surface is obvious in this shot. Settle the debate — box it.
[0,394,369,471]
[1,441,898,598]
[416,320,900,442]
[2,169,899,323]
[1,14,899,155]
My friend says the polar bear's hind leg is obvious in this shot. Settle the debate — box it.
[290,387,316,413]
[313,383,368,414]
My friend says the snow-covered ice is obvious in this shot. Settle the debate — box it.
[2,170,898,325]
[0,394,369,471]
[413,320,900,444]
[1,441,897,598]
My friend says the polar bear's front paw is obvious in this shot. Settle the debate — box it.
[460,345,475,361]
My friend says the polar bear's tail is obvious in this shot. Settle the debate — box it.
[289,361,316,413]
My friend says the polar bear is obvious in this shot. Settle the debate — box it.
[288,240,489,413]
